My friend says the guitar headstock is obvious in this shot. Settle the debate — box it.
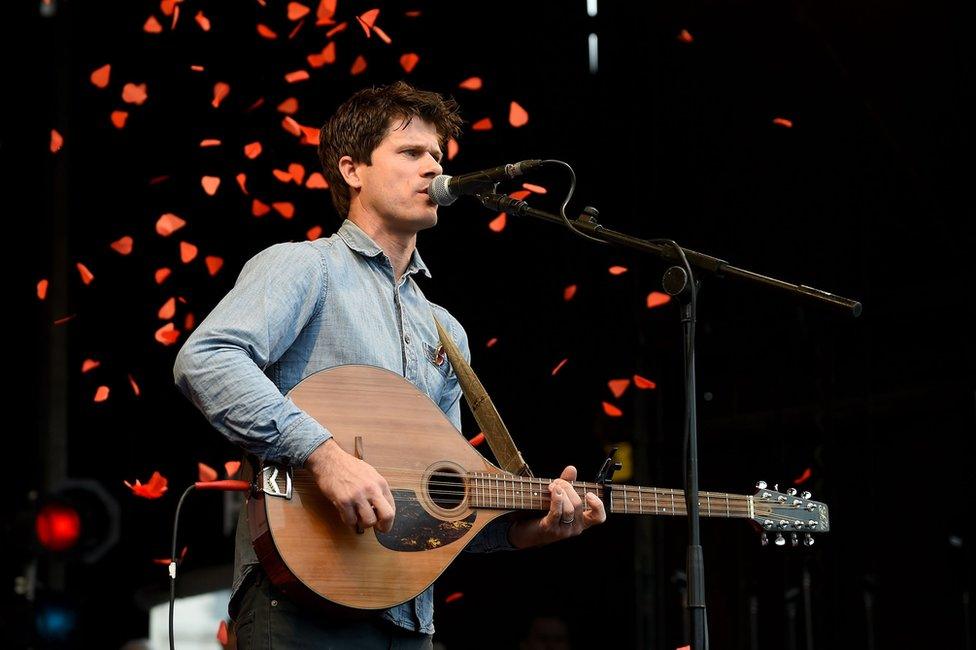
[751,481,830,547]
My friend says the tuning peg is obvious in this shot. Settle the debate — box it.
[786,487,797,496]
[803,534,815,547]
[774,484,779,491]
[775,533,786,546]
[755,480,767,490]
[760,533,769,547]
[791,533,799,547]
[801,491,811,499]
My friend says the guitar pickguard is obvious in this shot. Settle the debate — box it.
[374,489,475,551]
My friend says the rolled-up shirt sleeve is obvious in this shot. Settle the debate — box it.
[173,242,332,468]
[436,313,516,553]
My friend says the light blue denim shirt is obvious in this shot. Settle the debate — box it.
[172,218,514,634]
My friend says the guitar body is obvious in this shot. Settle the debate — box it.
[248,364,511,611]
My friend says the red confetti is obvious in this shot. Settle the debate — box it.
[128,374,141,397]
[273,169,293,184]
[602,401,623,417]
[509,101,529,128]
[236,173,249,194]
[198,462,218,482]
[646,291,671,309]
[216,620,229,645]
[486,337,498,348]
[288,2,310,20]
[158,297,176,320]
[108,236,132,255]
[472,118,493,131]
[306,172,328,189]
[257,24,278,39]
[308,42,337,68]
[316,0,337,24]
[184,312,196,331]
[201,176,221,195]
[82,359,100,373]
[76,262,94,285]
[195,10,210,31]
[212,82,230,108]
[564,284,577,301]
[458,77,482,91]
[773,117,794,128]
[300,125,320,146]
[488,213,506,232]
[273,202,295,219]
[677,29,694,43]
[445,592,464,604]
[110,111,128,129]
[190,65,205,72]
[94,386,110,402]
[277,97,298,114]
[373,25,391,44]
[155,322,181,345]
[200,139,221,147]
[50,129,63,153]
[288,163,305,184]
[156,213,186,236]
[180,241,198,263]
[122,83,148,105]
[400,53,420,73]
[244,142,263,159]
[285,70,310,83]
[54,315,77,326]
[609,265,628,275]
[124,471,169,499]
[225,461,241,477]
[325,22,347,38]
[152,545,188,566]
[252,199,271,217]
[447,138,459,160]
[633,374,657,390]
[522,183,547,194]
[608,378,631,398]
[282,116,303,136]
[350,55,367,75]
[144,16,163,33]
[357,8,380,36]
[551,358,568,376]
[37,279,49,300]
[90,64,111,88]
[793,467,812,485]
[155,268,172,284]
[205,256,223,276]
[468,432,485,447]
[509,190,531,201]
[307,225,323,240]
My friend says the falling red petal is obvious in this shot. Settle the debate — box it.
[110,111,128,129]
[90,64,111,88]
[488,213,506,232]
[124,471,169,499]
[198,462,218,482]
[350,55,367,75]
[200,139,221,147]
[244,142,263,159]
[646,291,671,309]
[184,312,195,331]
[122,83,148,105]
[257,24,278,39]
[468,432,485,447]
[678,29,694,43]
[273,202,295,219]
[633,374,657,390]
[76,263,94,285]
[205,256,223,276]
[602,401,623,417]
[212,82,230,108]
[252,199,271,217]
[287,18,306,39]
[307,225,323,240]
[551,358,568,376]
[373,26,391,44]
[358,8,380,33]
[793,467,812,485]
[158,297,176,320]
[273,169,293,183]
[509,101,529,128]
[155,322,181,346]
[155,268,172,284]
[325,22,347,38]
[773,117,794,128]
[160,0,179,17]
[201,176,221,195]
[277,97,298,114]
[195,10,210,30]
[282,116,302,136]
[300,124,320,146]
[156,213,186,236]
[285,70,310,83]
[447,138,459,160]
[50,129,63,153]
[486,337,498,348]
[236,173,249,194]
[288,2,310,20]
[190,65,205,72]
[459,77,482,90]
[288,163,305,184]
[509,190,531,200]
[563,284,577,301]
[306,172,328,189]
[225,460,242,477]
[608,378,631,399]
[522,183,547,194]
[180,241,198,263]
[82,359,100,373]
[400,53,419,73]
[216,620,229,645]
[37,279,49,300]
[609,265,628,275]
[109,236,133,255]
[94,386,110,402]
[316,0,337,24]
[54,315,76,326]
[246,97,265,112]
[144,15,163,33]
[445,592,464,604]
[405,10,421,17]
[472,118,492,131]
[128,374,141,397]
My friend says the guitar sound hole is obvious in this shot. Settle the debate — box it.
[428,470,465,510]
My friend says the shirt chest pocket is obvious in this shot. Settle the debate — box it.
[421,339,453,379]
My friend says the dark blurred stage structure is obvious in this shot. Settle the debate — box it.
[13,0,974,648]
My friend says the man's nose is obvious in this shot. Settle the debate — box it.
[422,155,442,177]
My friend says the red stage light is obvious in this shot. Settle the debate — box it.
[35,503,82,552]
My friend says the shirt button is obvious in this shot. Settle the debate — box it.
[404,334,411,345]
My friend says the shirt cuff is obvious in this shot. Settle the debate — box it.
[270,413,333,468]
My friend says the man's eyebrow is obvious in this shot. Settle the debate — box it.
[399,142,443,160]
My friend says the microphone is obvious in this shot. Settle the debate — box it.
[428,160,543,206]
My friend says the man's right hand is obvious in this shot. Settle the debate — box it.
[304,438,396,533]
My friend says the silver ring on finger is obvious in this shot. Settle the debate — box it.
[560,516,575,525]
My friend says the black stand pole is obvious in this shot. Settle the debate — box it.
[473,190,860,649]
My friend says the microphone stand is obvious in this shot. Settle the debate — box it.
[474,191,861,650]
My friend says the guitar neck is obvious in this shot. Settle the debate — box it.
[467,473,754,520]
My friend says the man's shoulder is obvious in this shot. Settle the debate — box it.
[426,300,467,340]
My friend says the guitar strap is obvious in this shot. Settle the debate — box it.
[433,316,534,478]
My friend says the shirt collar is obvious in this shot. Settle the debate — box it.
[337,218,432,279]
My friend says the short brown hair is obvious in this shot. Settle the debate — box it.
[318,81,463,218]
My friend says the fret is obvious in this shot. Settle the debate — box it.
[706,492,711,517]
[670,490,675,513]
[624,487,629,514]
[725,494,730,518]
[655,489,659,513]
[520,477,524,510]
[638,487,643,514]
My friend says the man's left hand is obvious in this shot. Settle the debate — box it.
[507,465,607,548]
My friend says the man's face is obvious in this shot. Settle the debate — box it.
[352,117,444,234]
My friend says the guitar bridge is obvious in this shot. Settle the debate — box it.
[260,465,293,499]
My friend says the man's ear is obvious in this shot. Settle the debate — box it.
[338,155,364,189]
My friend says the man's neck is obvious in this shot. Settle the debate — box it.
[347,214,417,283]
